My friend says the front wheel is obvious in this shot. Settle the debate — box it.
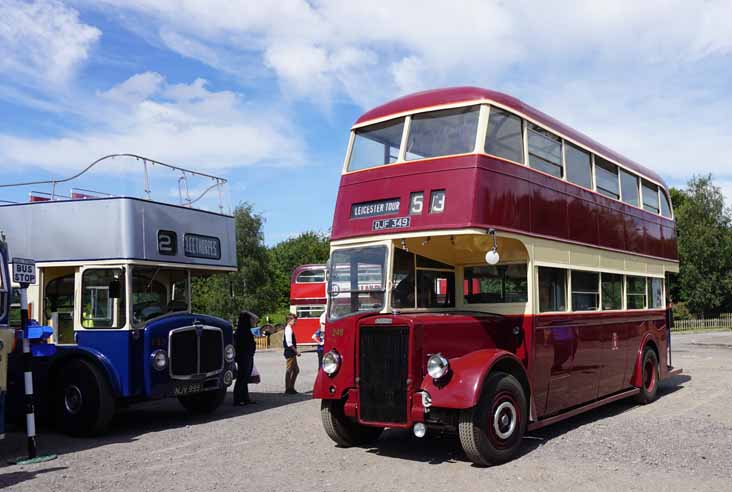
[458,371,527,466]
[635,347,659,404]
[53,359,115,436]
[321,400,383,447]
[178,388,226,414]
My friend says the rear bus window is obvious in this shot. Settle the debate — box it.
[565,142,593,189]
[571,271,599,311]
[527,124,563,178]
[539,267,567,312]
[463,264,528,304]
[595,157,620,200]
[348,118,405,171]
[406,106,480,160]
[626,276,647,309]
[485,107,523,163]
[620,169,640,206]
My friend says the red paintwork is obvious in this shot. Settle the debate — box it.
[421,349,522,409]
[355,86,665,187]
[313,309,676,429]
[332,154,678,261]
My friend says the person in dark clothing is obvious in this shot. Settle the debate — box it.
[234,310,258,406]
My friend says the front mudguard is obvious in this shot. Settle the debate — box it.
[420,349,526,409]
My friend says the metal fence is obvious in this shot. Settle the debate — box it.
[673,317,732,332]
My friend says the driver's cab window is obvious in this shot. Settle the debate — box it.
[132,267,189,327]
[391,249,455,309]
[81,268,126,329]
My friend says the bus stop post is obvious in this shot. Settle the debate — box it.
[9,281,57,465]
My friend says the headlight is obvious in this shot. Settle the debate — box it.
[322,350,341,376]
[224,344,236,362]
[427,354,449,380]
[151,349,168,372]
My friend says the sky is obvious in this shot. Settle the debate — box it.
[0,0,731,244]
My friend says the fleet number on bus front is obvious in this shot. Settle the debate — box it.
[372,216,411,231]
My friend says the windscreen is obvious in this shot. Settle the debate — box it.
[132,267,190,326]
[328,246,387,320]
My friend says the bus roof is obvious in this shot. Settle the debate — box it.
[354,86,666,189]
[0,197,236,271]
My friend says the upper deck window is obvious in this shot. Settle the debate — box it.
[660,190,672,218]
[485,107,523,163]
[595,157,620,200]
[620,169,640,206]
[296,269,325,283]
[642,180,660,214]
[348,118,404,171]
[405,105,479,160]
[527,124,563,178]
[565,142,593,189]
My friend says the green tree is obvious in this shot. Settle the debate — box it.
[673,175,732,317]
[267,231,330,309]
[192,203,277,321]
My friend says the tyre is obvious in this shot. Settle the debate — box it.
[178,387,226,414]
[458,371,527,466]
[321,399,383,447]
[635,346,659,404]
[54,359,115,436]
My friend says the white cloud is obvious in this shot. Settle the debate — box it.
[0,73,305,174]
[0,0,100,86]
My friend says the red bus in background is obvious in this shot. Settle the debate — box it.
[289,264,326,346]
[313,86,682,466]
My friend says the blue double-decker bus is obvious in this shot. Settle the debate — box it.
[0,155,238,435]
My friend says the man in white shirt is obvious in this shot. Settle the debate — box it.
[283,313,301,394]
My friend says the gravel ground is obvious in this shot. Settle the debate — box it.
[1,332,731,492]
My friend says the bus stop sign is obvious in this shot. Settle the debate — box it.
[12,258,36,286]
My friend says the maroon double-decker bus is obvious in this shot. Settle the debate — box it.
[313,87,681,465]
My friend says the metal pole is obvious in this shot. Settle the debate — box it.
[143,159,151,200]
[19,287,37,459]
[216,180,224,214]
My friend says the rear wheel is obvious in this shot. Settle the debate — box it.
[635,347,659,404]
[178,387,226,414]
[321,399,383,447]
[458,371,527,466]
[54,359,115,436]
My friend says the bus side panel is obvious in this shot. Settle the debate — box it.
[75,331,134,397]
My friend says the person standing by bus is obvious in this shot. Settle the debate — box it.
[283,313,300,394]
[311,311,326,369]
[234,311,257,406]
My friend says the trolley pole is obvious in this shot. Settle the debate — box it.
[9,258,56,465]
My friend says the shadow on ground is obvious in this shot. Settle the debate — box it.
[359,374,690,467]
[0,389,312,468]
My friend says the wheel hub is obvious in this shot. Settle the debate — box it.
[493,401,517,440]
[64,385,84,415]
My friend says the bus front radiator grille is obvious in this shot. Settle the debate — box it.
[358,325,409,424]
[169,326,224,378]
[200,329,224,374]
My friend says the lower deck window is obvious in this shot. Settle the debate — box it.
[626,276,647,309]
[601,273,623,310]
[648,278,664,309]
[82,268,126,329]
[539,267,567,312]
[463,264,528,304]
[571,271,599,311]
